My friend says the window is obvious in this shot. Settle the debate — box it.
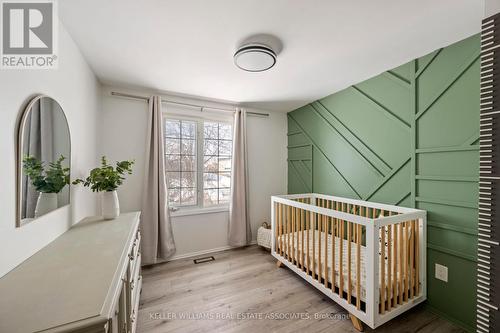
[165,117,232,209]
[203,122,233,206]
[165,119,197,206]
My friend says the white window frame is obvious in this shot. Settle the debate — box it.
[163,108,233,216]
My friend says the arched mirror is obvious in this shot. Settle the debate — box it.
[16,95,71,227]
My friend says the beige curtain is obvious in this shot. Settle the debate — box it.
[141,96,176,265]
[228,108,251,246]
[22,100,54,219]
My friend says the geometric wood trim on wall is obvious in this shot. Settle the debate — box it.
[477,12,500,333]
[288,34,480,331]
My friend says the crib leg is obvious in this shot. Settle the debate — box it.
[349,313,364,332]
[276,260,284,268]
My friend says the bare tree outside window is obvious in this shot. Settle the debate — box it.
[164,118,232,209]
[165,119,197,206]
[203,122,232,206]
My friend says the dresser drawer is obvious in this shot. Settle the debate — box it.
[130,274,142,333]
[130,252,141,307]
[128,230,141,271]
[127,229,141,333]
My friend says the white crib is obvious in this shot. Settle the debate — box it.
[271,193,427,331]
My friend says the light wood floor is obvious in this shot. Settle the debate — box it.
[138,245,466,333]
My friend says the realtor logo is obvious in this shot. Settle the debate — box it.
[1,0,58,69]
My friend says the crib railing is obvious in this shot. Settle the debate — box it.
[271,193,426,329]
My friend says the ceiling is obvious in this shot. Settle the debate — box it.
[59,0,483,112]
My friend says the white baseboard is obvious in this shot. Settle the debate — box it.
[169,240,257,261]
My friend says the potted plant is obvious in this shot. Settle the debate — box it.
[23,155,70,218]
[73,156,134,219]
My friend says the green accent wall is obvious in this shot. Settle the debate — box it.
[287,35,479,331]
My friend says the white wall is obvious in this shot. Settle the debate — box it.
[486,0,500,17]
[99,86,287,259]
[0,23,101,277]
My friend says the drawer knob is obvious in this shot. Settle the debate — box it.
[131,310,136,322]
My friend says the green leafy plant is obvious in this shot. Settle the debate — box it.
[23,155,70,193]
[72,156,134,192]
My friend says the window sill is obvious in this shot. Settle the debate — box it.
[169,205,229,217]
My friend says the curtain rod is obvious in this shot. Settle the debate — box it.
[110,91,270,117]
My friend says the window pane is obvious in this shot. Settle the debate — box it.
[181,172,196,188]
[165,154,180,171]
[204,139,218,156]
[168,189,180,205]
[166,172,180,188]
[219,140,232,156]
[219,188,230,203]
[181,188,196,206]
[181,155,196,172]
[203,156,218,172]
[204,189,218,206]
[181,139,196,155]
[165,119,200,208]
[219,157,231,172]
[219,123,232,140]
[219,172,231,188]
[203,172,218,188]
[204,122,218,139]
[166,138,180,154]
[165,120,180,138]
[181,121,196,139]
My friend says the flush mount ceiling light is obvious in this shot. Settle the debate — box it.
[234,43,277,72]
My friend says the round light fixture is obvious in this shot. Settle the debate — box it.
[234,43,276,72]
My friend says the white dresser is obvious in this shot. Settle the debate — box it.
[0,212,142,333]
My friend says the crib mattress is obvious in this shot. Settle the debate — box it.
[277,230,407,302]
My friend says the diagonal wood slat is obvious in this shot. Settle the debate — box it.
[416,52,480,120]
[351,85,411,129]
[415,49,442,78]
[288,114,363,199]
[312,101,392,175]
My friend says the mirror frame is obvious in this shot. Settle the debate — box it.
[16,94,71,227]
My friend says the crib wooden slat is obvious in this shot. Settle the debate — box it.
[324,213,328,288]
[287,205,291,261]
[296,205,300,268]
[295,205,299,265]
[296,207,299,266]
[273,202,280,253]
[415,219,420,296]
[410,220,415,299]
[347,220,352,304]
[339,203,345,299]
[393,223,398,307]
[281,203,285,257]
[312,207,316,280]
[356,222,361,309]
[283,204,290,259]
[387,217,392,312]
[293,207,300,267]
[381,224,386,314]
[318,210,322,283]
[294,206,298,264]
[276,203,280,255]
[331,201,336,293]
[307,208,310,275]
[403,222,408,302]
[301,207,305,270]
[298,206,302,268]
[398,222,403,305]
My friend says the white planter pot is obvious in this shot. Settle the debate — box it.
[101,190,120,220]
[35,192,58,218]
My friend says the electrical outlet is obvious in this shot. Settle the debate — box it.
[435,263,448,282]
